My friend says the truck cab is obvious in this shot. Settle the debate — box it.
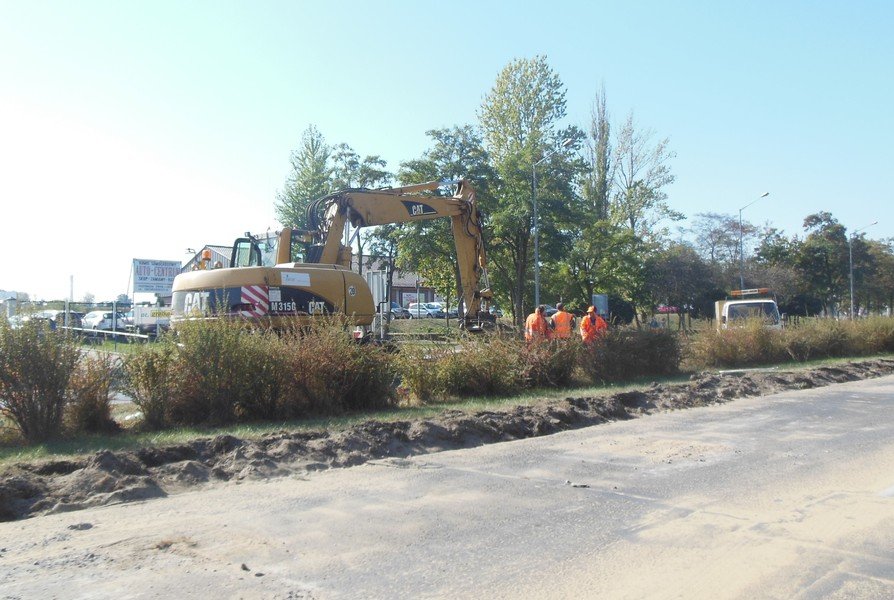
[715,289,782,330]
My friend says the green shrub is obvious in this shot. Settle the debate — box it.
[393,343,444,404]
[0,319,80,443]
[433,337,525,399]
[146,318,395,425]
[684,320,787,369]
[520,339,580,388]
[580,328,681,383]
[858,316,894,353]
[122,344,178,430]
[165,319,278,425]
[781,320,849,361]
[66,353,120,434]
[275,321,395,417]
[396,335,582,402]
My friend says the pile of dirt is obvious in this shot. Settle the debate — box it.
[2,358,893,522]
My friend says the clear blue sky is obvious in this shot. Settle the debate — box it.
[2,0,892,301]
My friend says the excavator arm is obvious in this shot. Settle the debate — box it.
[304,179,493,325]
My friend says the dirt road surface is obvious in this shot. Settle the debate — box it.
[1,361,893,598]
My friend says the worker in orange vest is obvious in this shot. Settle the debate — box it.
[524,305,552,342]
[579,306,608,343]
[551,302,575,339]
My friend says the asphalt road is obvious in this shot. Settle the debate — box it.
[2,376,893,599]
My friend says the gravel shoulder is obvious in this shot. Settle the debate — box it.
[2,358,893,522]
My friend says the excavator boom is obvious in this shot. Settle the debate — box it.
[306,179,493,325]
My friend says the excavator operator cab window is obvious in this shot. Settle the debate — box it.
[259,234,278,266]
[231,238,262,268]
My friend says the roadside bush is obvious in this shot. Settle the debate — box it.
[858,316,894,353]
[396,334,583,403]
[780,319,852,361]
[66,353,120,434]
[684,317,894,369]
[433,336,525,399]
[0,319,80,443]
[165,319,278,426]
[276,320,395,417]
[684,320,787,369]
[520,339,579,388]
[580,328,681,383]
[392,343,445,404]
[122,344,178,430]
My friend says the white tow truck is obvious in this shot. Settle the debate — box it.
[124,305,171,337]
[715,288,782,330]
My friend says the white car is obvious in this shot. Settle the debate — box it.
[83,310,128,331]
[407,302,446,319]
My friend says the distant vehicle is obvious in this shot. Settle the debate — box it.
[124,306,171,334]
[83,310,128,332]
[715,288,782,330]
[489,307,504,318]
[6,315,25,329]
[33,309,83,328]
[60,311,85,328]
[428,302,459,318]
[544,306,559,317]
[390,301,411,320]
[407,302,446,319]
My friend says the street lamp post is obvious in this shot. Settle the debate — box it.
[739,192,770,290]
[849,221,878,319]
[532,138,573,307]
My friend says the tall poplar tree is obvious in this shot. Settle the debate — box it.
[275,125,332,230]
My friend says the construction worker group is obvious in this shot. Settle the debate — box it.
[524,302,607,343]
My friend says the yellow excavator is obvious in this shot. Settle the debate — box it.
[170,179,494,333]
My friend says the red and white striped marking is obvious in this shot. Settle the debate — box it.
[240,285,269,317]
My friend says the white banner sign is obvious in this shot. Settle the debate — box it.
[133,259,182,294]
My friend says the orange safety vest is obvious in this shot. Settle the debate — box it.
[580,314,607,343]
[551,310,574,338]
[525,312,551,342]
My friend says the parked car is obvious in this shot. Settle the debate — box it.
[407,302,446,319]
[544,306,559,317]
[34,309,83,328]
[83,310,128,331]
[59,311,85,328]
[428,302,458,318]
[390,301,411,319]
[489,307,504,317]
[6,315,25,329]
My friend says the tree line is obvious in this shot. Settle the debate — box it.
[275,56,893,326]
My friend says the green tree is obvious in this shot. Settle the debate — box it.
[646,242,716,321]
[275,125,333,230]
[478,56,574,324]
[582,84,611,221]
[752,226,804,312]
[847,233,876,316]
[330,143,392,273]
[391,126,495,314]
[558,220,643,312]
[611,114,680,239]
[865,239,894,313]
[690,212,761,289]
[796,212,848,315]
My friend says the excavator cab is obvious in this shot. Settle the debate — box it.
[230,230,309,268]
[230,236,264,268]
